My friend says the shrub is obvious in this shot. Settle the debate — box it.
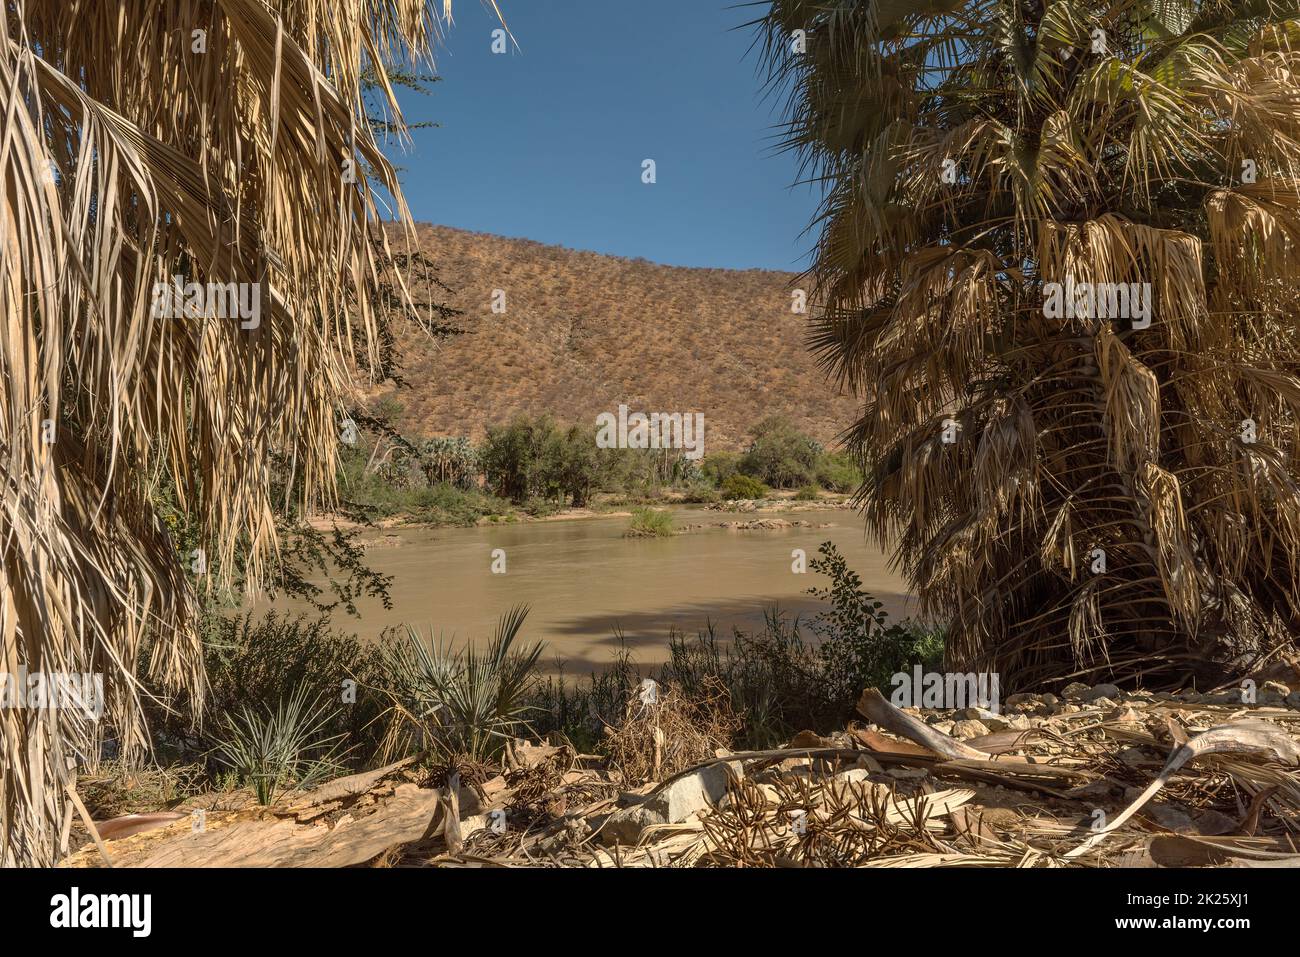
[806,542,946,706]
[210,687,347,806]
[407,483,512,526]
[663,614,829,748]
[739,416,822,488]
[376,605,544,761]
[815,451,863,493]
[793,484,820,501]
[661,545,947,745]
[628,506,674,537]
[721,473,768,500]
[700,451,741,487]
[145,612,386,768]
[681,483,721,505]
[525,637,641,752]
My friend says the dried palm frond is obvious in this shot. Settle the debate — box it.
[0,0,493,866]
[760,0,1300,690]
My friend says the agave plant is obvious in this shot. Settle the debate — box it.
[0,1,499,866]
[762,0,1300,688]
[378,605,544,762]
[210,688,347,807]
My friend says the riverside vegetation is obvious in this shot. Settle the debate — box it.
[340,407,864,527]
[110,541,941,820]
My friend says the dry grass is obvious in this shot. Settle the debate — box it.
[602,678,741,786]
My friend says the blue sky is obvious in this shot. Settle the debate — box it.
[380,0,816,271]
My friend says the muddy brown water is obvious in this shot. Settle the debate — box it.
[256,507,914,672]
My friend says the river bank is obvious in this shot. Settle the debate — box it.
[307,490,858,537]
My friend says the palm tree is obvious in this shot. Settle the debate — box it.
[0,0,497,866]
[761,0,1300,691]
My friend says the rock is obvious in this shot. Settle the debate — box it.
[1004,714,1033,730]
[930,721,955,736]
[600,807,667,846]
[1088,697,1116,710]
[951,719,990,739]
[1202,691,1241,705]
[1145,803,1196,834]
[886,768,929,781]
[1286,691,1300,710]
[1108,706,1141,723]
[643,761,741,823]
[1068,781,1117,802]
[833,768,873,785]
[1040,693,1059,706]
[1061,682,1090,700]
[1084,683,1121,702]
[1005,693,1040,708]
[1119,747,1153,767]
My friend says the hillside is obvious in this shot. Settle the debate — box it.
[371,224,860,452]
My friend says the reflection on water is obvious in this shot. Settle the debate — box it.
[257,507,913,671]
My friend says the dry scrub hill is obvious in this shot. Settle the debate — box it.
[373,225,859,451]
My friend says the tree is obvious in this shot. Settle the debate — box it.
[762,0,1300,689]
[481,416,564,503]
[740,415,823,488]
[0,0,490,866]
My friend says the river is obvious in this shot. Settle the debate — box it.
[258,506,914,672]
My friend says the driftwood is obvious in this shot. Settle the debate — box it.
[139,784,443,867]
[857,689,993,760]
[288,756,418,810]
[1066,719,1300,859]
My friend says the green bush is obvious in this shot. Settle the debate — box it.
[793,484,820,501]
[375,605,544,762]
[815,451,864,493]
[210,687,347,805]
[660,544,947,746]
[663,614,829,749]
[739,416,822,489]
[700,451,741,487]
[525,639,641,752]
[628,506,674,536]
[481,415,565,504]
[481,417,618,507]
[721,473,768,500]
[681,483,721,504]
[806,542,945,705]
[407,483,512,526]
[145,613,386,770]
